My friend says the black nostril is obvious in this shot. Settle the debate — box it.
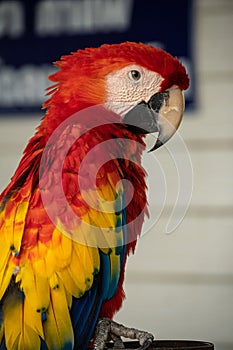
[148,91,169,112]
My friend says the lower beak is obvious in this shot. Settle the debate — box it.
[122,87,185,151]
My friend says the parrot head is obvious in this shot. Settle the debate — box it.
[45,42,189,150]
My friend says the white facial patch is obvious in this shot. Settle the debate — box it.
[104,64,164,117]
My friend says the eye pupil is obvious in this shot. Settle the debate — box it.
[130,70,141,81]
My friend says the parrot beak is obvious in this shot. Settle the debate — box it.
[123,87,185,151]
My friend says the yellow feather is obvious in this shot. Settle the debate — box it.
[76,212,113,252]
[33,257,48,277]
[72,218,97,248]
[49,272,60,290]
[68,219,101,275]
[12,201,29,253]
[89,207,116,229]
[2,214,14,251]
[57,268,85,298]
[2,288,23,350]
[2,191,31,257]
[87,207,121,251]
[52,229,72,268]
[69,247,93,291]
[110,250,121,283]
[43,282,74,350]
[23,297,44,339]
[97,197,116,216]
[18,324,41,350]
[102,228,119,251]
[64,287,73,310]
[73,242,93,276]
[18,262,50,313]
[32,242,57,278]
[38,240,48,257]
[89,245,100,275]
[97,183,116,202]
[44,249,60,276]
[0,259,14,300]
[49,273,72,309]
[74,241,100,276]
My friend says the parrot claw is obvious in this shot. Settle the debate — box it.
[94,318,154,350]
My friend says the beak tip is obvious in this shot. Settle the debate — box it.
[148,139,164,152]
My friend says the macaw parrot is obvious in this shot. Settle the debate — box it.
[0,42,189,350]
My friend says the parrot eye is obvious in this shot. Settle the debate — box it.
[128,70,141,82]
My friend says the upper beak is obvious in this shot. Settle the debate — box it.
[122,86,185,151]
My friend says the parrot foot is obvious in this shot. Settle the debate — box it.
[94,318,154,350]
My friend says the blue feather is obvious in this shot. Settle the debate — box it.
[0,339,6,350]
[99,252,111,300]
[72,275,103,350]
[70,292,89,329]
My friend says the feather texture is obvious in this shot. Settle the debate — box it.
[0,42,189,349]
[0,88,147,350]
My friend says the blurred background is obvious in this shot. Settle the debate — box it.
[0,0,232,349]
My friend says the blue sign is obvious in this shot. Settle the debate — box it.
[0,0,194,114]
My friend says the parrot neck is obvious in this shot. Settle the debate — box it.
[38,100,94,143]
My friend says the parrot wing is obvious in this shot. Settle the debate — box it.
[0,122,129,350]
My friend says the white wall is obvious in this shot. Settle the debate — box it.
[0,1,232,349]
